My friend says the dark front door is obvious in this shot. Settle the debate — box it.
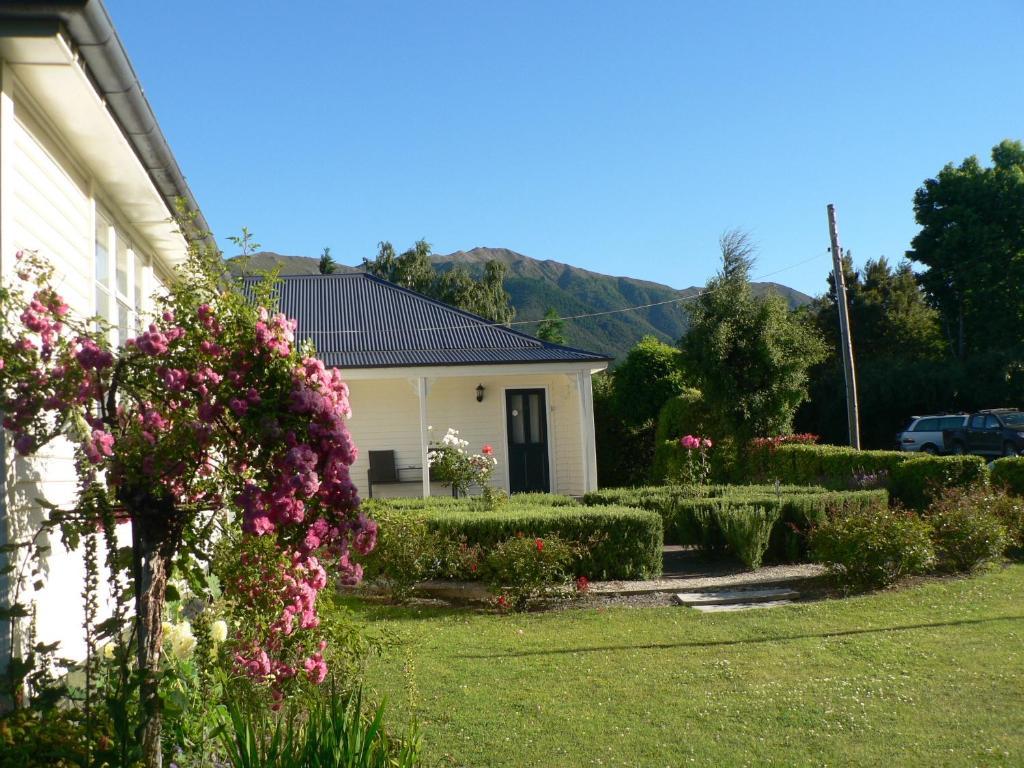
[506,389,550,494]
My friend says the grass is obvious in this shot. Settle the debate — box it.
[344,564,1024,767]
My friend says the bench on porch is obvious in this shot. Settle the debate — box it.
[366,450,421,499]
[365,449,461,499]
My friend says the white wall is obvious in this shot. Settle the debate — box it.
[345,371,589,499]
[1,67,173,664]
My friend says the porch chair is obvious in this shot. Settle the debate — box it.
[366,450,421,499]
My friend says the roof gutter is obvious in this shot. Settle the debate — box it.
[0,0,215,250]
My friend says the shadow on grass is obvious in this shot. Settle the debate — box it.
[453,614,1024,659]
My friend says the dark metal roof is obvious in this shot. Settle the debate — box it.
[243,273,611,370]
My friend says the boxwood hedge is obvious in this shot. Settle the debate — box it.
[742,444,911,488]
[364,497,662,581]
[991,457,1024,496]
[582,485,888,564]
[887,454,989,509]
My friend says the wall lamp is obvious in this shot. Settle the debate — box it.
[475,383,485,403]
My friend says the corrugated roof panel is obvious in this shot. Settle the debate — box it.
[241,273,610,369]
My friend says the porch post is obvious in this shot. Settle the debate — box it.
[417,376,430,498]
[576,370,598,493]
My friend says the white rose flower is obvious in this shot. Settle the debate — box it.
[170,621,197,660]
[211,619,228,644]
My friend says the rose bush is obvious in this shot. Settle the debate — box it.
[0,247,374,765]
[427,427,497,498]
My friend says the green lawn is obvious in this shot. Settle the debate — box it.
[347,564,1024,768]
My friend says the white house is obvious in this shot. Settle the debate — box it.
[0,1,207,666]
[0,0,609,674]
[254,274,610,499]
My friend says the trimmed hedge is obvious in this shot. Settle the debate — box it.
[888,455,989,510]
[991,457,1024,496]
[582,484,888,563]
[742,443,911,488]
[365,498,662,581]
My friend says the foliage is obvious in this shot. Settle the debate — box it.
[925,487,1009,573]
[362,239,515,324]
[991,456,1024,496]
[815,254,948,362]
[796,253,950,448]
[680,230,827,442]
[611,336,688,427]
[651,389,717,482]
[0,245,372,764]
[583,485,887,563]
[318,246,337,275]
[484,534,580,611]
[594,337,695,488]
[426,427,497,498]
[741,443,914,488]
[0,704,110,768]
[908,139,1024,359]
[366,498,663,581]
[887,455,989,510]
[535,307,567,345]
[714,504,780,570]
[810,507,935,590]
[357,506,481,600]
[593,371,655,488]
[664,434,713,486]
[220,685,421,768]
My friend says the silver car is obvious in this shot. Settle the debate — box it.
[896,414,969,454]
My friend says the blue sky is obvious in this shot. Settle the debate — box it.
[107,1,1023,298]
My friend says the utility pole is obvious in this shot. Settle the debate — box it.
[827,203,861,449]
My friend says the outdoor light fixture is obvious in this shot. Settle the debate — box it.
[476,383,485,402]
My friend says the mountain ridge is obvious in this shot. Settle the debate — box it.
[226,247,813,362]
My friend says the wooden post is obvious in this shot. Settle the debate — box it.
[827,204,861,449]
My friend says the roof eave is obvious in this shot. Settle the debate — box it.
[0,0,214,251]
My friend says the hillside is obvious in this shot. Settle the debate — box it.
[226,248,813,362]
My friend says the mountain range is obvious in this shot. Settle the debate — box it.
[226,248,814,362]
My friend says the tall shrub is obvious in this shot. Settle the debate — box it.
[0,248,373,765]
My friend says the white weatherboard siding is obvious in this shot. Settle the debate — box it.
[345,371,591,498]
[1,62,180,663]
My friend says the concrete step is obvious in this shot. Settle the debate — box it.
[674,587,799,607]
[692,599,796,613]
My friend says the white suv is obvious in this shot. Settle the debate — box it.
[896,414,969,454]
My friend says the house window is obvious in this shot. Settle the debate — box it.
[96,207,151,345]
[95,212,112,329]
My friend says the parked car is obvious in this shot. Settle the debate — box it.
[896,414,969,454]
[942,409,1024,457]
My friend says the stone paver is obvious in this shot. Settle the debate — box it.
[691,600,796,613]
[674,587,799,606]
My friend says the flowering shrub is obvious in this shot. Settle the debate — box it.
[749,433,819,450]
[427,428,497,498]
[810,507,935,590]
[0,248,373,762]
[484,534,580,610]
[925,486,1009,572]
[667,434,713,486]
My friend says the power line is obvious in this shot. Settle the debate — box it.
[295,251,831,337]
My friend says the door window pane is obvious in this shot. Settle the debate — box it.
[971,415,986,428]
[528,394,542,443]
[510,394,525,444]
[985,415,1001,429]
